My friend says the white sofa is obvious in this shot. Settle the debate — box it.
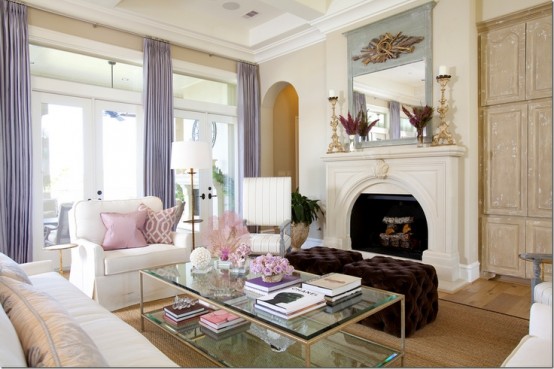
[1,258,177,367]
[68,196,192,311]
[502,282,553,367]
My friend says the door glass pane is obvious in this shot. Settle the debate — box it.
[211,117,236,216]
[101,109,139,199]
[41,103,84,246]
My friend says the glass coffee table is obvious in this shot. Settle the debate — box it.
[140,262,405,367]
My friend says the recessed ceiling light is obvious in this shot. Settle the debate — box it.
[222,2,240,11]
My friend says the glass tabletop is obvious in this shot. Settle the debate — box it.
[142,261,400,341]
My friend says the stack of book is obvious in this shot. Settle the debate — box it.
[163,303,209,328]
[301,273,363,312]
[243,274,301,296]
[199,310,250,339]
[254,286,326,319]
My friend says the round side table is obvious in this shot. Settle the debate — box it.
[44,243,78,274]
[519,252,553,303]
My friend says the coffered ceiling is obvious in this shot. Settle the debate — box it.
[24,0,419,62]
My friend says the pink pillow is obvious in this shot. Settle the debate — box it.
[100,211,148,250]
[139,203,181,244]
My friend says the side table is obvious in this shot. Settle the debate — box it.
[519,252,553,303]
[44,243,78,274]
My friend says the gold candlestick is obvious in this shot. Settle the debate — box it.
[327,96,345,153]
[432,75,456,146]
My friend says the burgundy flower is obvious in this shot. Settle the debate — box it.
[338,112,359,135]
[402,105,434,130]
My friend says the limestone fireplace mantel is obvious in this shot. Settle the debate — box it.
[322,145,475,292]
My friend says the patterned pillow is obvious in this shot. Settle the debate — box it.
[0,276,109,367]
[139,203,183,244]
[100,211,148,250]
[0,253,32,284]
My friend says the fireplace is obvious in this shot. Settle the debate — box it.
[322,145,476,292]
[351,194,428,260]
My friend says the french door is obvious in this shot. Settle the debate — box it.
[32,92,143,250]
[173,110,237,246]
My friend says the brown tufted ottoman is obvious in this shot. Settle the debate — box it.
[343,256,438,337]
[285,247,364,275]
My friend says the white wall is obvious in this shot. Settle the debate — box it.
[259,0,546,270]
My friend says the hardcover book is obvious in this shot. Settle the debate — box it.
[244,274,301,293]
[199,321,251,339]
[200,310,244,329]
[324,293,363,313]
[256,286,325,314]
[254,300,326,319]
[162,313,202,328]
[163,304,206,320]
[324,287,362,304]
[301,273,361,296]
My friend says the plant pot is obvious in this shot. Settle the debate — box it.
[291,222,310,252]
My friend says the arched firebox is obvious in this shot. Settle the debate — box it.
[351,194,428,260]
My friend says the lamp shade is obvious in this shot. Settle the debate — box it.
[171,140,212,170]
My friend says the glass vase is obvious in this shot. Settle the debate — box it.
[416,129,424,147]
[348,135,356,152]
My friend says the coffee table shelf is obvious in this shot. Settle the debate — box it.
[140,262,404,367]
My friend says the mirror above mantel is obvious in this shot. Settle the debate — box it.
[346,2,435,147]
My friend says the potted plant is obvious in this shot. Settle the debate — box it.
[290,189,323,252]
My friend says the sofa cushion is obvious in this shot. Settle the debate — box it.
[0,252,32,284]
[103,243,184,275]
[139,202,183,244]
[502,335,553,367]
[100,210,148,250]
[0,276,109,367]
[0,300,26,367]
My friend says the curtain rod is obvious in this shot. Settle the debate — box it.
[23,1,257,65]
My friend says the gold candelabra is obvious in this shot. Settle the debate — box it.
[327,96,345,153]
[432,75,456,145]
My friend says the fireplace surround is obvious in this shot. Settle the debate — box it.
[322,145,472,292]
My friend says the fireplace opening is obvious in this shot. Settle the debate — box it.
[350,194,428,260]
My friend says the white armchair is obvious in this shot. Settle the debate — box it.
[68,196,192,311]
[502,282,552,367]
[242,177,292,257]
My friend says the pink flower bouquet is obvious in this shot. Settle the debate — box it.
[204,211,251,261]
[249,253,294,277]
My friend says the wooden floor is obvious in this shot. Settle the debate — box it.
[439,276,532,319]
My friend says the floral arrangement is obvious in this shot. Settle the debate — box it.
[401,105,434,131]
[250,253,294,277]
[189,247,212,270]
[338,112,360,135]
[356,111,379,137]
[204,211,251,261]
[228,244,251,267]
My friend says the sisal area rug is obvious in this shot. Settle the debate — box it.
[114,299,528,368]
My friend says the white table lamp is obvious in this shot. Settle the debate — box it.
[171,140,212,250]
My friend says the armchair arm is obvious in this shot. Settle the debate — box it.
[278,219,292,256]
[529,303,552,339]
[171,231,193,261]
[20,260,54,276]
[68,239,106,298]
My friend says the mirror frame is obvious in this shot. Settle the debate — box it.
[346,2,435,147]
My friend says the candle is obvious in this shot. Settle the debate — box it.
[438,65,449,76]
[329,89,337,98]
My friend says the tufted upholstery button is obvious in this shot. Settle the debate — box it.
[285,246,364,275]
[343,256,439,337]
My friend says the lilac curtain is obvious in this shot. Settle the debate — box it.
[389,100,401,139]
[353,91,367,119]
[143,38,174,208]
[0,0,33,262]
[237,62,260,213]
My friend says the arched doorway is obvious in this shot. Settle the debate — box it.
[260,82,299,190]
